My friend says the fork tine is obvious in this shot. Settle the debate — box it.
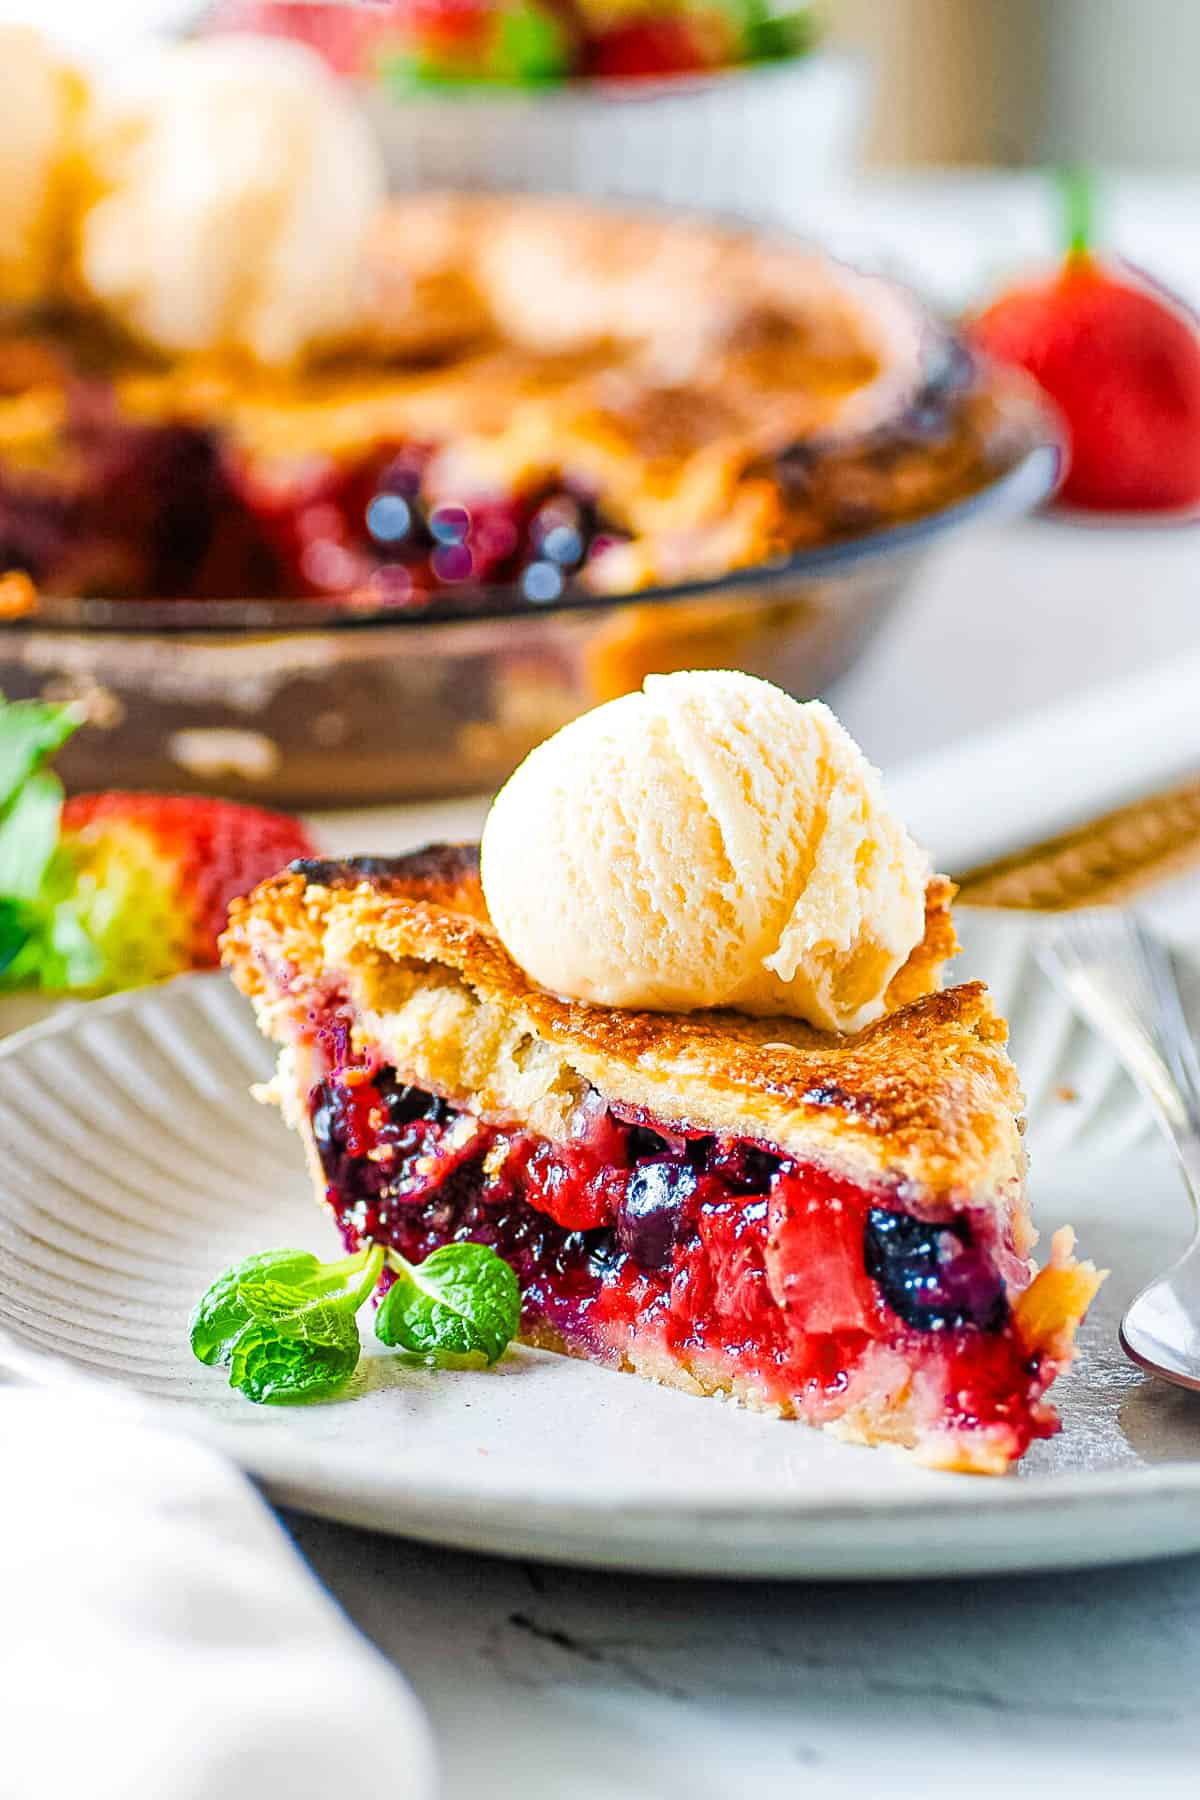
[1037,907,1200,1134]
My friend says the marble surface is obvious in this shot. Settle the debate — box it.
[286,1515,1200,1800]
[282,171,1200,1794]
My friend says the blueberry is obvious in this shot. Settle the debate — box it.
[584,1230,620,1277]
[429,504,470,545]
[541,523,583,567]
[617,1159,697,1272]
[375,1073,454,1129]
[863,1207,1008,1333]
[624,1126,674,1161]
[700,1139,780,1193]
[522,560,564,603]
[365,493,413,545]
[377,1077,429,1128]
[432,541,474,583]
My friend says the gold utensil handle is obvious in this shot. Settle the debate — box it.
[957,777,1200,911]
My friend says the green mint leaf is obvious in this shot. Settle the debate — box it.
[376,1243,521,1365]
[0,697,80,813]
[190,1243,383,1404]
[225,1310,362,1405]
[190,1248,338,1365]
[715,0,818,62]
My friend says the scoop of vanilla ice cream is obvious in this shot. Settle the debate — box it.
[77,36,385,366]
[0,27,80,305]
[480,671,933,1034]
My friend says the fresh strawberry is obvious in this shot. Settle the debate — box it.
[0,692,314,995]
[968,174,1200,512]
[60,794,316,979]
[584,16,723,80]
[402,0,495,54]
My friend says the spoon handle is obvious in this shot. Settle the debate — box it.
[1037,907,1200,1206]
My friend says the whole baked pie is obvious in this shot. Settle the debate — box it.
[0,194,1035,607]
[223,845,1103,1473]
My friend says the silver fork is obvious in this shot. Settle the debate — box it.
[1037,907,1200,1392]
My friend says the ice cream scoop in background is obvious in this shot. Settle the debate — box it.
[75,34,385,366]
[0,26,83,306]
[0,27,386,363]
[481,670,939,1035]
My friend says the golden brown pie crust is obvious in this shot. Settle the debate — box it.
[223,845,1024,1206]
[0,194,1041,597]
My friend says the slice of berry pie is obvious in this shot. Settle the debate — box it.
[222,846,1103,1473]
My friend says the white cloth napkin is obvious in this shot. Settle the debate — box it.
[0,1387,438,1800]
[888,645,1200,874]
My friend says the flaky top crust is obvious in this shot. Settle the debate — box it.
[99,195,928,461]
[2,193,1043,596]
[359,193,930,430]
[223,846,1025,1208]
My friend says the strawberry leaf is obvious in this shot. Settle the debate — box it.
[0,698,80,813]
[0,695,95,991]
[0,769,64,901]
[0,896,35,974]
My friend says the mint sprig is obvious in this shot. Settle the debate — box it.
[191,1240,521,1404]
[191,1245,384,1403]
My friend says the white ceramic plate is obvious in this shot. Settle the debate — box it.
[1,913,1199,1579]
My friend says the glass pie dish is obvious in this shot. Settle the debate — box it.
[0,417,1059,808]
[0,185,1063,806]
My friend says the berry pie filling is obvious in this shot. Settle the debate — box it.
[305,1058,1062,1464]
[0,375,624,604]
[0,324,1001,605]
[223,442,625,605]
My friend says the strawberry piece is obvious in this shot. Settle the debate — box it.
[404,0,495,53]
[765,1170,879,1337]
[585,17,721,80]
[60,794,316,976]
[968,179,1200,514]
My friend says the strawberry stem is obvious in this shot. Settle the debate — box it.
[1058,164,1095,260]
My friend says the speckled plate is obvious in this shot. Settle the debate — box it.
[1,913,1199,1579]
